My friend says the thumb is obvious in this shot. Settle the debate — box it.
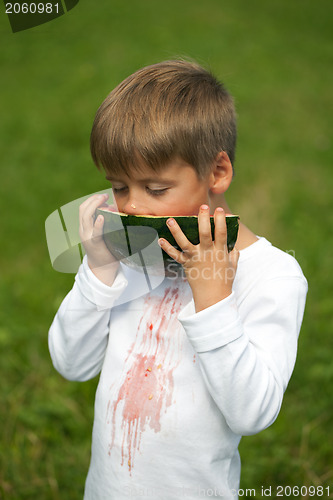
[92,214,105,240]
[229,246,240,266]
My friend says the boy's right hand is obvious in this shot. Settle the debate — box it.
[79,193,120,286]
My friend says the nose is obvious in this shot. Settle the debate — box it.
[122,202,137,215]
[121,200,151,215]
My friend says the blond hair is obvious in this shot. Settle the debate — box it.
[90,60,237,179]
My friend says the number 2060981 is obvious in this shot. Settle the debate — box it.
[276,485,330,496]
[5,3,60,14]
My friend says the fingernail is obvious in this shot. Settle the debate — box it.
[216,207,224,212]
[167,218,175,226]
[201,205,209,211]
[158,238,164,246]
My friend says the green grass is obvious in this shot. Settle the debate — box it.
[1,1,332,498]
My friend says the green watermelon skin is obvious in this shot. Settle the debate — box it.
[96,208,239,263]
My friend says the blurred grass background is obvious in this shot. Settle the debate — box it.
[0,0,332,498]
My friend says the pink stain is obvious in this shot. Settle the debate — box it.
[107,285,189,473]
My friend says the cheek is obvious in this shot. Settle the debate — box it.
[166,202,202,216]
[164,187,207,215]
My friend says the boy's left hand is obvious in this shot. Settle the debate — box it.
[158,205,239,312]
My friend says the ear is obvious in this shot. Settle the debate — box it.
[208,151,234,194]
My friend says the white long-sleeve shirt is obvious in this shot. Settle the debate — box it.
[49,237,308,500]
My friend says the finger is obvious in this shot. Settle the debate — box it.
[80,195,103,235]
[229,246,240,266]
[166,218,193,254]
[79,193,109,214]
[198,204,213,249]
[158,238,186,264]
[91,214,105,241]
[102,203,118,212]
[80,193,109,233]
[213,207,227,250]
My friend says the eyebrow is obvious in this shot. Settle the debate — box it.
[106,176,175,184]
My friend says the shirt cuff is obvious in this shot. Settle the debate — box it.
[75,255,128,309]
[178,292,243,352]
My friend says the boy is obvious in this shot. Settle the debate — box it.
[49,60,308,499]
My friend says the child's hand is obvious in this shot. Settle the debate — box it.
[79,194,119,285]
[158,205,239,312]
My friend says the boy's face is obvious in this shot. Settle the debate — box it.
[106,159,213,216]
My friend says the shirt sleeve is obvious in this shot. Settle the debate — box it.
[178,276,308,436]
[48,256,128,382]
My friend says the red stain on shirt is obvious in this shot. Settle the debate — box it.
[107,284,190,473]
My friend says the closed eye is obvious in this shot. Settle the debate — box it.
[112,186,168,196]
[146,187,168,196]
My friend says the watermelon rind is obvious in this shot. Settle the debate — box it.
[95,208,239,266]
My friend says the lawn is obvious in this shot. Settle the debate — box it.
[0,0,332,498]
